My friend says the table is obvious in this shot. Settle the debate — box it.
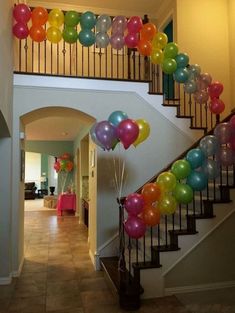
[44,195,57,208]
[57,193,76,216]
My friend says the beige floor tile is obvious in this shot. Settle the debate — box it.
[46,280,80,296]
[81,290,116,307]
[46,294,82,311]
[8,296,46,312]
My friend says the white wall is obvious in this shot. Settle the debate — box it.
[12,75,193,271]
[25,152,41,188]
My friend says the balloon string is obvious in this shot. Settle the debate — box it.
[119,159,125,200]
[112,156,119,197]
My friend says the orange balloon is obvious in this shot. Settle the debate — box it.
[141,183,161,204]
[29,25,46,42]
[66,161,73,172]
[140,23,157,41]
[142,204,160,226]
[32,7,48,25]
[137,39,152,56]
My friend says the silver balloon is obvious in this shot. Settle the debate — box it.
[95,32,110,48]
[188,64,201,79]
[199,135,219,156]
[202,159,220,180]
[183,79,197,94]
[96,14,112,32]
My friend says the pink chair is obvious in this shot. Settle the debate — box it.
[57,193,76,216]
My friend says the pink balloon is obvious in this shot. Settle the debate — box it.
[13,4,31,23]
[124,33,139,48]
[112,16,127,34]
[13,22,29,39]
[214,122,232,144]
[127,16,143,33]
[197,73,212,90]
[229,115,235,129]
[209,98,225,115]
[217,146,234,167]
[193,90,209,104]
[124,193,144,216]
[229,136,235,151]
[110,34,125,50]
[208,81,224,99]
[124,216,146,239]
[117,119,139,149]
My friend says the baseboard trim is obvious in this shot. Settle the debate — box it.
[165,280,235,295]
[12,256,24,277]
[89,249,100,271]
[0,276,12,285]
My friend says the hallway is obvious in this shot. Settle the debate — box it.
[0,210,234,312]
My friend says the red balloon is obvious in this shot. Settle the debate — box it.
[124,216,146,239]
[142,204,160,226]
[13,22,29,39]
[60,153,71,160]
[209,98,225,114]
[117,119,139,149]
[29,25,46,42]
[137,39,152,56]
[13,4,31,23]
[32,7,48,26]
[124,193,144,216]
[54,161,61,172]
[208,81,224,99]
[124,33,139,48]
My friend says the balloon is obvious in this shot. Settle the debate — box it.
[156,172,177,192]
[78,29,95,47]
[96,15,112,32]
[63,27,78,44]
[54,161,61,172]
[158,194,177,215]
[150,48,164,65]
[66,161,73,172]
[193,90,209,104]
[90,123,105,149]
[229,135,235,151]
[175,53,189,68]
[124,193,144,216]
[60,159,67,171]
[48,9,64,28]
[186,148,206,169]
[13,4,31,23]
[229,115,235,129]
[197,73,212,89]
[47,26,62,44]
[108,111,128,127]
[29,25,46,42]
[112,16,127,34]
[60,153,71,160]
[13,22,29,39]
[171,159,191,180]
[202,159,220,180]
[199,135,219,156]
[173,67,189,83]
[140,23,157,41]
[141,183,162,204]
[95,32,110,48]
[173,183,193,204]
[208,81,224,99]
[214,122,232,144]
[188,64,201,79]
[117,119,139,149]
[127,16,143,34]
[124,33,139,49]
[64,10,80,27]
[209,98,225,115]
[137,39,152,56]
[95,121,117,150]
[80,11,96,29]
[110,34,125,50]
[183,79,197,94]
[164,42,179,59]
[217,146,235,166]
[161,58,177,74]
[31,7,48,26]
[124,216,146,239]
[152,32,168,49]
[133,119,150,147]
[142,205,160,226]
[186,170,208,191]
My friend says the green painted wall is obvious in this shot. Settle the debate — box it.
[25,140,73,157]
[41,154,48,189]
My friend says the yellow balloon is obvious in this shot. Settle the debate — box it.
[150,48,164,64]
[156,172,177,192]
[158,194,178,215]
[133,119,150,147]
[46,26,62,44]
[48,8,64,28]
[152,32,168,49]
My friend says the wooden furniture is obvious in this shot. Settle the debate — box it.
[24,182,37,200]
[57,193,76,216]
[43,195,57,208]
[82,199,89,227]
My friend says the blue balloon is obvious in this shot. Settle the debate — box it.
[186,148,206,169]
[80,11,96,29]
[78,29,95,47]
[173,67,189,83]
[175,53,189,68]
[186,170,208,191]
[108,111,128,127]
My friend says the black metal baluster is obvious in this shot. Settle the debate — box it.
[19,40,22,72]
[88,47,90,77]
[111,48,113,78]
[143,235,146,264]
[165,216,168,246]
[24,39,28,72]
[75,40,78,76]
[50,43,53,74]
[136,239,139,264]
[150,227,153,260]
[117,50,119,78]
[63,41,66,75]
[57,43,59,75]
[199,191,203,215]
[179,204,182,230]
[32,39,34,73]
[69,44,72,76]
[82,46,84,76]
[105,47,108,78]
[157,224,160,246]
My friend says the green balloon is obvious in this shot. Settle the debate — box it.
[161,58,177,74]
[78,29,95,47]
[62,27,78,43]
[64,10,80,27]
[80,11,96,29]
[173,183,193,204]
[171,159,191,180]
[164,42,179,58]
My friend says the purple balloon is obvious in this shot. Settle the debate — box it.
[124,193,144,216]
[13,4,31,23]
[110,33,125,50]
[117,119,139,149]
[13,22,29,39]
[214,122,232,144]
[112,16,127,34]
[124,216,146,239]
[90,123,105,150]
[217,146,235,166]
[95,121,117,151]
[229,115,235,130]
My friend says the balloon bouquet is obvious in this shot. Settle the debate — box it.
[54,152,74,193]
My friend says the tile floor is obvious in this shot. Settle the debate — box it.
[0,209,234,313]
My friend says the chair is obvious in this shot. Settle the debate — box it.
[24,182,37,200]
